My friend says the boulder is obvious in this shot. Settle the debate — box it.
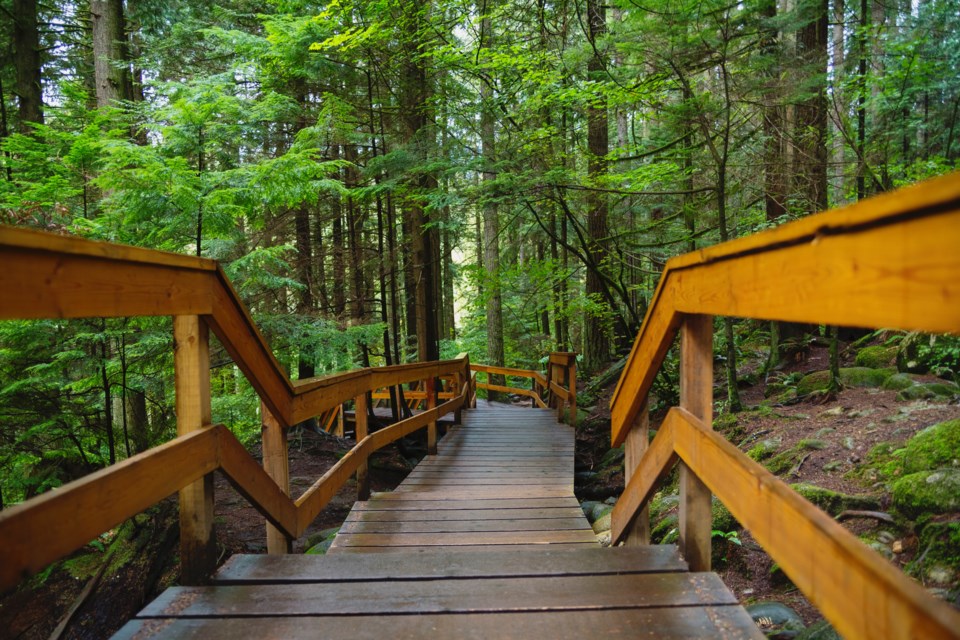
[855,345,897,369]
[796,367,894,396]
[892,468,960,518]
[745,601,805,634]
[886,419,960,475]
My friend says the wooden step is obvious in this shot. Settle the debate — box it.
[114,547,761,639]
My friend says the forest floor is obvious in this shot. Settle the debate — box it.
[4,344,959,638]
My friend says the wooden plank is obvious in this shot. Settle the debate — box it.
[329,530,598,547]
[339,518,592,534]
[679,314,713,572]
[389,487,574,499]
[610,413,679,546]
[173,316,217,585]
[0,248,215,320]
[0,225,216,270]
[206,281,292,426]
[345,507,586,522]
[354,392,370,501]
[260,403,291,553]
[398,477,572,488]
[217,426,297,540]
[669,408,960,640]
[138,572,734,618]
[623,400,650,546]
[116,606,763,639]
[0,428,220,593]
[212,547,687,583]
[326,543,600,554]
[355,497,581,510]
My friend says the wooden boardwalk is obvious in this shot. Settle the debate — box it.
[114,404,762,639]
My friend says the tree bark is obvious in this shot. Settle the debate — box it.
[584,0,610,373]
[90,0,132,107]
[480,9,505,394]
[13,0,43,130]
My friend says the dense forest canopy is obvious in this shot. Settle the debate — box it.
[1,0,958,505]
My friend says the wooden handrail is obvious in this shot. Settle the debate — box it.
[0,225,476,589]
[0,364,471,593]
[611,409,960,639]
[610,173,960,446]
[608,173,960,640]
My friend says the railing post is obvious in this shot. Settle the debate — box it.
[567,357,577,427]
[679,314,714,572]
[261,402,292,554]
[173,315,216,584]
[426,376,437,455]
[355,392,370,500]
[623,398,650,546]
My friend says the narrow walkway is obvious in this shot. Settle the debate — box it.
[330,404,597,552]
[114,404,762,639]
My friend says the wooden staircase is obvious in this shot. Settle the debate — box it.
[113,403,762,639]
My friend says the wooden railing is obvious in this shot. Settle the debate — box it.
[471,357,577,426]
[0,226,471,591]
[608,173,960,639]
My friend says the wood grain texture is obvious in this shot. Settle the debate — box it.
[138,572,737,617]
[611,176,960,446]
[623,401,650,546]
[173,316,217,585]
[219,421,297,541]
[117,606,761,640]
[610,413,679,545]
[212,546,688,583]
[260,404,292,553]
[679,315,713,572]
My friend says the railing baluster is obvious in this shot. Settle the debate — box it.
[261,402,292,554]
[678,314,714,572]
[355,392,370,501]
[173,315,216,584]
[426,376,438,455]
[622,399,650,545]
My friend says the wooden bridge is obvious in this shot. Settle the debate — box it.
[1,173,960,638]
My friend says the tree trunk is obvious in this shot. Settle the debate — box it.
[13,0,43,130]
[480,10,505,394]
[90,0,132,107]
[794,0,829,214]
[584,0,610,373]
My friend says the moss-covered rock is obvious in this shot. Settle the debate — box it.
[766,447,802,475]
[882,372,924,391]
[884,419,960,476]
[747,438,781,461]
[799,438,827,450]
[856,345,898,369]
[897,382,960,402]
[891,468,960,518]
[911,521,960,580]
[790,483,880,516]
[797,367,895,396]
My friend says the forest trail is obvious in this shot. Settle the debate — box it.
[112,403,763,639]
